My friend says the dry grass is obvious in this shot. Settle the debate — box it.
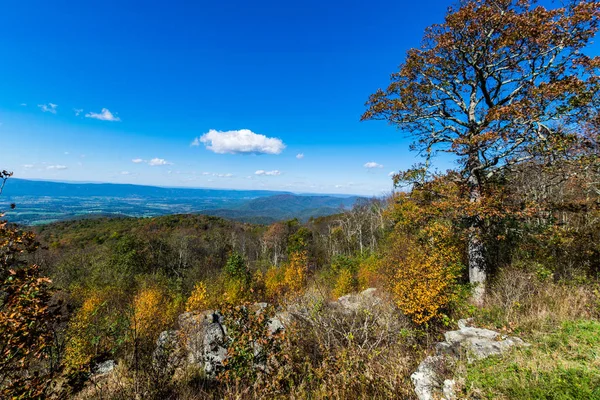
[449,268,600,399]
[479,267,597,334]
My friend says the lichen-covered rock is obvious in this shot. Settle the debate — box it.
[155,304,286,378]
[93,360,116,375]
[336,287,381,312]
[203,313,227,377]
[178,311,215,365]
[411,319,527,400]
[153,330,184,372]
[442,379,456,400]
[411,355,445,400]
[442,323,526,362]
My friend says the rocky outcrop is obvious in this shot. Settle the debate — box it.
[411,319,527,400]
[153,289,395,379]
[155,305,289,378]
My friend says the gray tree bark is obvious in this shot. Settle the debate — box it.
[468,172,486,305]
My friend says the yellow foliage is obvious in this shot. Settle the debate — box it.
[284,250,308,295]
[262,251,309,302]
[64,290,117,371]
[223,278,252,305]
[132,286,180,341]
[385,221,462,324]
[332,268,356,298]
[357,255,381,291]
[264,266,286,300]
[186,281,208,312]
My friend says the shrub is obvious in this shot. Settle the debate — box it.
[131,285,181,346]
[479,266,596,333]
[284,250,308,295]
[384,221,463,324]
[332,268,357,298]
[0,265,54,399]
[264,266,286,301]
[185,281,208,312]
[357,254,382,290]
[63,288,129,373]
[223,252,250,284]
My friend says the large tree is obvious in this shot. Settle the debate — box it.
[362,0,599,302]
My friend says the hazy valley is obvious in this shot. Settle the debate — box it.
[1,179,360,225]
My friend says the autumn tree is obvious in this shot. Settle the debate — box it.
[362,0,600,302]
[262,222,288,266]
[0,171,56,398]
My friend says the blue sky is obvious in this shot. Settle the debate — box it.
[0,0,457,195]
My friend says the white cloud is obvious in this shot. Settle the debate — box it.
[64,151,70,155]
[23,164,34,169]
[38,103,58,114]
[193,129,285,155]
[85,108,120,121]
[20,103,27,106]
[46,165,67,170]
[255,170,281,176]
[73,108,83,116]
[148,158,172,166]
[121,171,131,175]
[201,172,233,178]
[131,158,172,166]
[364,161,383,169]
[296,153,304,159]
[388,171,396,177]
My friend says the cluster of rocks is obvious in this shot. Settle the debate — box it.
[411,319,527,400]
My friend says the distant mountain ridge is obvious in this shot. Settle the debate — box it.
[2,178,292,199]
[1,179,362,225]
[208,194,358,224]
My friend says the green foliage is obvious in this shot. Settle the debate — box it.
[223,252,250,284]
[287,226,311,255]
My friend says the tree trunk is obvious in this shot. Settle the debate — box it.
[468,175,486,305]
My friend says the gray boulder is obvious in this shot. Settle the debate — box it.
[336,287,381,313]
[93,360,116,375]
[443,325,525,362]
[202,313,228,377]
[411,319,527,400]
[153,330,184,373]
[155,304,287,378]
[411,355,445,400]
